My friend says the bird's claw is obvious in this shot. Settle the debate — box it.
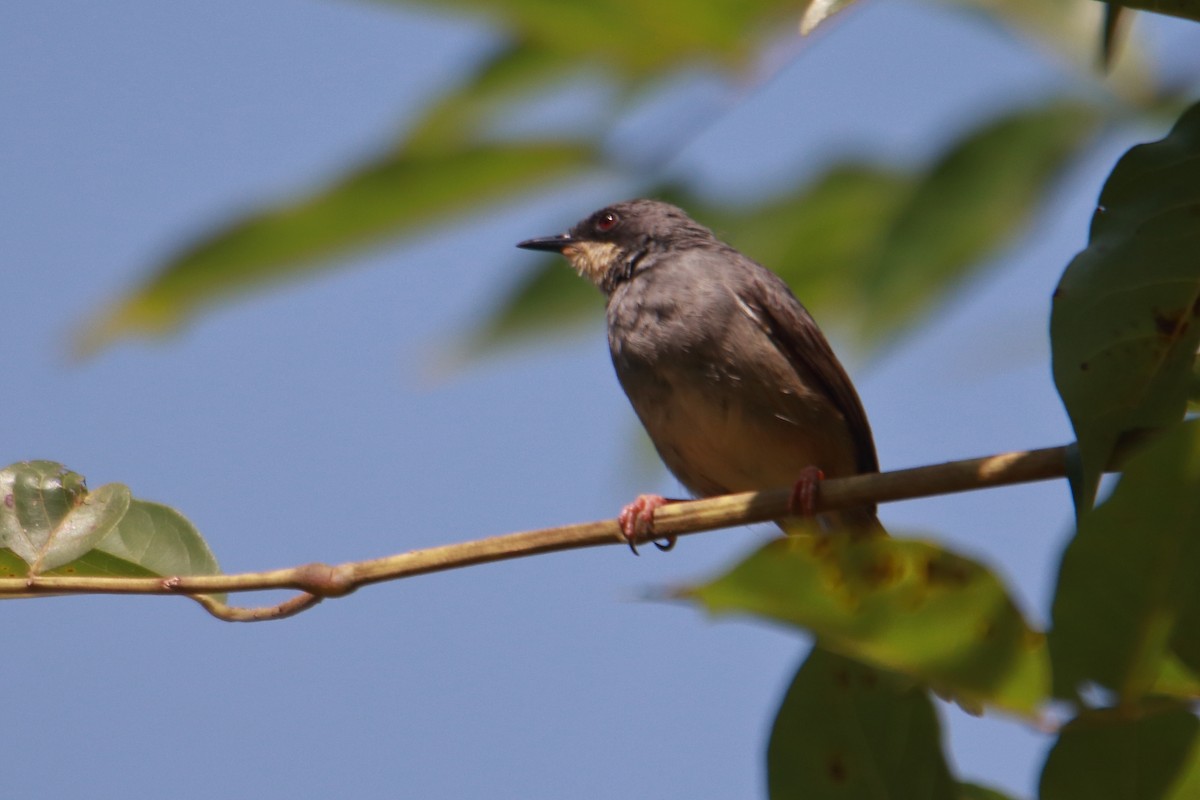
[788,466,826,518]
[618,494,675,555]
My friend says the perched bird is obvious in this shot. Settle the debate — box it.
[517,199,882,549]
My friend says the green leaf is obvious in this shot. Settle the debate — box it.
[862,101,1100,339]
[92,500,221,578]
[767,648,956,800]
[76,141,593,355]
[0,461,131,572]
[1051,99,1200,509]
[1040,705,1200,800]
[1049,419,1200,702]
[0,463,219,585]
[682,533,1049,715]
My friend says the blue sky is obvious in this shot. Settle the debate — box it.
[3,2,1197,797]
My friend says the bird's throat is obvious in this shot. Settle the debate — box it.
[563,241,621,289]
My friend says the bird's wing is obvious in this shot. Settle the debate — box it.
[734,264,880,476]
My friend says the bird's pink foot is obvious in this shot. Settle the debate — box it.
[788,466,826,518]
[617,494,676,554]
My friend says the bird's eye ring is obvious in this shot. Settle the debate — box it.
[595,211,619,233]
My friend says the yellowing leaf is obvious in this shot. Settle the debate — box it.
[682,533,1048,715]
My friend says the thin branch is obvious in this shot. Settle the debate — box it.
[0,444,1073,620]
[190,591,324,621]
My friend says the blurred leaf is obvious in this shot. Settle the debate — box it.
[799,0,860,34]
[1094,1,1200,25]
[0,461,131,572]
[946,0,1156,100]
[861,101,1101,339]
[81,0,817,356]
[1099,3,1129,70]
[485,99,1099,358]
[1051,99,1200,509]
[1040,704,1200,800]
[476,166,913,354]
[405,44,592,155]
[1049,419,1200,702]
[1190,357,1200,405]
[77,141,593,355]
[767,648,956,800]
[395,0,797,75]
[682,533,1049,715]
[680,168,915,317]
[469,256,603,351]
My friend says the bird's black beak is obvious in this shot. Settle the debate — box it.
[516,233,574,253]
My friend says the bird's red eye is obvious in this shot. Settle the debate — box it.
[595,211,619,233]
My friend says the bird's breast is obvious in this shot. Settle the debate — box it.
[605,276,857,498]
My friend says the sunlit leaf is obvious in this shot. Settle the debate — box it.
[1040,704,1200,800]
[0,461,131,572]
[799,0,860,34]
[1051,99,1200,509]
[767,648,955,800]
[1050,419,1200,702]
[682,533,1049,715]
[77,141,593,355]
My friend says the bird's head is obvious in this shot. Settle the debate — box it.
[517,199,715,294]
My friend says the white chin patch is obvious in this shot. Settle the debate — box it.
[564,241,620,286]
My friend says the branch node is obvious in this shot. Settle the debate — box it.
[293,562,355,597]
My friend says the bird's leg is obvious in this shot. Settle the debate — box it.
[617,494,677,555]
[788,466,826,518]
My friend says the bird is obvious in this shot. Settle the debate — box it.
[517,199,883,550]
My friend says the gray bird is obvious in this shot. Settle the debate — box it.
[517,199,883,548]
